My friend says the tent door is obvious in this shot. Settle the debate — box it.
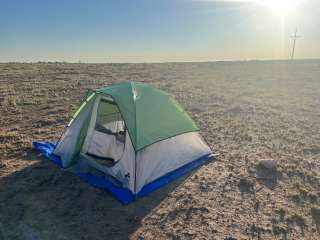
[85,97,126,166]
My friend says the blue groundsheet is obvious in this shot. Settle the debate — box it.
[33,141,213,204]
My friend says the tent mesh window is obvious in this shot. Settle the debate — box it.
[95,98,126,143]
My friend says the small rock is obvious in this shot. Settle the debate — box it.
[238,178,254,193]
[224,237,237,240]
[258,159,277,169]
[311,207,320,224]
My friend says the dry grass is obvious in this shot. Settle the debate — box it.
[0,60,319,239]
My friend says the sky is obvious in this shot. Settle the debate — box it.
[0,0,319,62]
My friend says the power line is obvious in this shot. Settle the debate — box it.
[291,28,300,60]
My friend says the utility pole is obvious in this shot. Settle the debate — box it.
[291,28,300,60]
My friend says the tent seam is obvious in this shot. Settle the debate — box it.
[131,82,138,194]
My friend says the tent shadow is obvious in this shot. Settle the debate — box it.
[0,153,194,240]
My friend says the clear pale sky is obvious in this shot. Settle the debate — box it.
[0,0,319,62]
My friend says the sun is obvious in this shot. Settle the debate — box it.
[256,0,301,17]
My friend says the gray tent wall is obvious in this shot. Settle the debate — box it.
[54,97,95,167]
[135,132,211,193]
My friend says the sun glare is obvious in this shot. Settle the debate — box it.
[257,0,301,17]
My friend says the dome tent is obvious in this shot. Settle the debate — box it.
[33,82,214,204]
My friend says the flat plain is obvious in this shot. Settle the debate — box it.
[0,60,319,239]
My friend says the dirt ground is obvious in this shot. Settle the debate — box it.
[0,60,319,240]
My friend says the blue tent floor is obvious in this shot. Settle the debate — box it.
[33,141,214,204]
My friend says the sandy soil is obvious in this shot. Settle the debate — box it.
[0,60,319,240]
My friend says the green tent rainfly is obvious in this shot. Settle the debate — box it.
[97,82,199,151]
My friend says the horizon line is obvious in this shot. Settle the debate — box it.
[1,57,320,64]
